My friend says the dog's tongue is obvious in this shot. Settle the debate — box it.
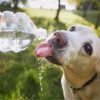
[35,42,52,57]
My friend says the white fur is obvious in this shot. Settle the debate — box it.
[60,25,100,100]
[43,25,100,100]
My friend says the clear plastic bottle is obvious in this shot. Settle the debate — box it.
[0,11,47,53]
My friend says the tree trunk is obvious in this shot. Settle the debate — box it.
[95,12,100,29]
[83,2,89,17]
[83,6,87,17]
[83,0,92,17]
[55,0,61,21]
[13,0,19,12]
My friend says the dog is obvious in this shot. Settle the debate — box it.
[35,25,100,100]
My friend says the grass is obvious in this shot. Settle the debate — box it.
[24,8,100,35]
[0,8,99,100]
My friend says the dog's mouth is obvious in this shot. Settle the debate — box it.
[35,42,53,57]
[46,56,62,65]
[35,31,68,65]
[35,42,61,65]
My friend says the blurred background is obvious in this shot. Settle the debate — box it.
[0,0,100,100]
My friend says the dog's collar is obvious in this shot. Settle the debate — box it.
[70,73,97,93]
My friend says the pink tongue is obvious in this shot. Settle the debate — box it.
[35,42,52,57]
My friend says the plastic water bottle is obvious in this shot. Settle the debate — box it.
[0,11,47,53]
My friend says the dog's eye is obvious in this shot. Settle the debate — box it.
[83,43,93,56]
[69,26,75,31]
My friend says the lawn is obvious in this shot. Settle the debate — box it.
[0,8,99,100]
[24,8,100,35]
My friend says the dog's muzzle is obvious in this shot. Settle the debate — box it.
[35,31,68,65]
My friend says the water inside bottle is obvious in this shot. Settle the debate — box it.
[0,30,35,53]
[0,11,47,53]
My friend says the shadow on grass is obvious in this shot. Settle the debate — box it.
[21,71,40,99]
[41,67,64,100]
[32,17,67,32]
[0,45,40,99]
[0,65,23,95]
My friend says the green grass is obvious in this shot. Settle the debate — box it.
[0,8,99,100]
[24,8,100,35]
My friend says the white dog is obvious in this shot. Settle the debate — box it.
[35,25,100,100]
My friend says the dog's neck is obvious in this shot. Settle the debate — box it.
[63,65,96,89]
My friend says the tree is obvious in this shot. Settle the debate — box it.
[67,0,100,28]
[78,0,100,17]
[55,0,61,21]
[79,0,100,28]
[82,0,92,17]
[95,12,100,29]
[10,0,27,11]
[0,2,12,11]
[13,0,19,11]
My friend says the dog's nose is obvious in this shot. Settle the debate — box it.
[53,32,67,48]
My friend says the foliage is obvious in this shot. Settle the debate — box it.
[0,0,27,12]
[10,0,27,5]
[0,2,12,11]
[78,0,100,10]
[67,0,100,28]
[67,0,100,10]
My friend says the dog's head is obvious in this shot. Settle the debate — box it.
[35,25,100,72]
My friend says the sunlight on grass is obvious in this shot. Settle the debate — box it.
[24,8,100,36]
[24,8,56,18]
